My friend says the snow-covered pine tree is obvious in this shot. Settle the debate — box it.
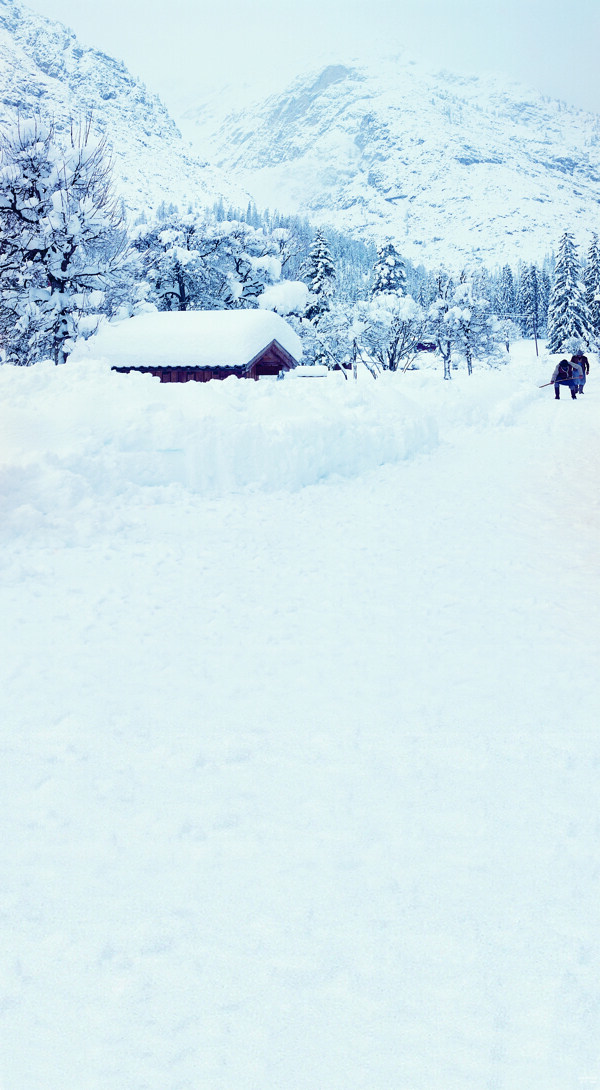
[538,269,551,336]
[0,116,126,365]
[304,229,336,323]
[497,264,516,323]
[547,231,590,352]
[416,269,439,309]
[519,264,541,352]
[498,264,519,346]
[584,232,600,341]
[371,241,407,297]
[454,273,476,372]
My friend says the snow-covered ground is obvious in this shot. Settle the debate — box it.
[1,344,599,1090]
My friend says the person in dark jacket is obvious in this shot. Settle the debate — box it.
[570,352,589,394]
[551,359,578,399]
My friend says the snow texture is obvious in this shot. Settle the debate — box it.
[1,343,600,1090]
[258,279,310,315]
[71,310,303,370]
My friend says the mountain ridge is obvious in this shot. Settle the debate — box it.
[180,55,600,268]
[2,3,599,270]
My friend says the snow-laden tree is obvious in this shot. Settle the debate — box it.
[517,263,542,352]
[218,220,282,308]
[584,232,600,341]
[102,244,155,322]
[270,226,300,278]
[303,229,336,323]
[371,241,407,297]
[497,264,516,325]
[357,291,424,372]
[523,264,550,338]
[0,116,127,365]
[547,231,590,352]
[133,217,222,312]
[428,272,460,379]
[290,303,353,373]
[495,315,521,357]
[539,269,551,336]
[413,269,439,311]
[133,214,282,313]
[290,294,421,378]
[453,270,498,372]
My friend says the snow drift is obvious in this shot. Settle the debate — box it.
[0,357,439,516]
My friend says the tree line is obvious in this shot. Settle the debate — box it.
[1,115,598,376]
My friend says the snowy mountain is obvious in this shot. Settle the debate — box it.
[4,1,598,270]
[181,56,600,268]
[0,0,248,220]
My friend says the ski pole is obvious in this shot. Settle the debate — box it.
[539,382,555,388]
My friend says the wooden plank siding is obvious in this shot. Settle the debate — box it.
[112,366,247,383]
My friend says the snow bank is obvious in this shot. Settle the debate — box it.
[0,343,560,535]
[0,359,438,531]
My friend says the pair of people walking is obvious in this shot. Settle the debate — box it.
[551,352,589,399]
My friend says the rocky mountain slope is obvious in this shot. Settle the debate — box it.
[182,57,600,268]
[3,1,599,269]
[0,0,247,221]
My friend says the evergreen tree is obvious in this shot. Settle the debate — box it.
[538,269,551,336]
[497,264,516,322]
[454,269,498,372]
[519,264,542,350]
[584,232,600,340]
[371,241,407,297]
[547,231,590,352]
[304,229,336,323]
[417,270,439,309]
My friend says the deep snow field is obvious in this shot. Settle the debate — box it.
[1,343,599,1090]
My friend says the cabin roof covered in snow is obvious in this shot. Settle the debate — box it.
[76,309,303,369]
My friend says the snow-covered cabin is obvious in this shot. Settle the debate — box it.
[81,310,302,382]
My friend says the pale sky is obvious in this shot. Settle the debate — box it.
[23,0,600,115]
